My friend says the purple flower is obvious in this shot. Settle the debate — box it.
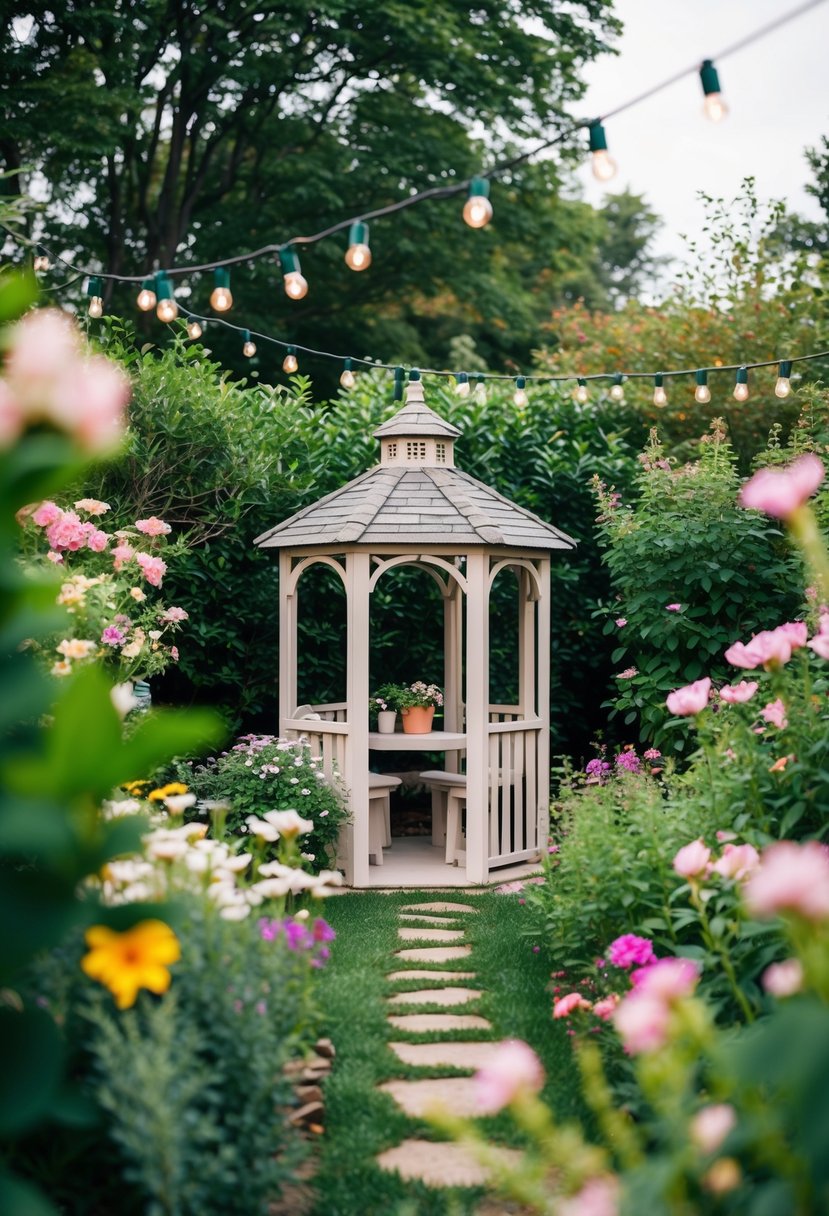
[258,917,282,942]
[284,920,314,952]
[615,751,641,774]
[312,918,336,944]
[585,758,611,777]
[615,617,627,628]
[666,603,682,612]
[101,625,126,647]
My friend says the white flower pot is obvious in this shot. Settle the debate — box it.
[376,710,397,734]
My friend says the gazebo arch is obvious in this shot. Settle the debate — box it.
[255,375,576,886]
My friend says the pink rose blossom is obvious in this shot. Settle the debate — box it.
[554,992,591,1018]
[716,830,738,842]
[46,510,87,551]
[719,681,758,704]
[666,677,711,716]
[808,633,829,660]
[778,621,808,649]
[135,516,172,536]
[74,498,110,515]
[112,542,134,571]
[32,500,63,527]
[136,552,167,588]
[47,550,63,564]
[738,453,825,519]
[607,934,656,969]
[558,1176,620,1216]
[170,645,180,661]
[615,617,627,628]
[592,995,620,1021]
[632,956,700,999]
[0,379,23,445]
[473,1039,544,1113]
[673,838,711,878]
[691,1104,737,1154]
[613,991,671,1053]
[85,527,109,553]
[666,603,682,612]
[761,699,788,730]
[54,356,130,451]
[160,606,189,622]
[725,626,796,671]
[711,843,760,881]
[743,841,829,921]
[643,747,661,760]
[761,958,803,997]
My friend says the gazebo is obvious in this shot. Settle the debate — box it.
[254,374,576,886]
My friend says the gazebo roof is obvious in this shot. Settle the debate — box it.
[255,381,577,552]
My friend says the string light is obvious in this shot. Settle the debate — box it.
[513,376,528,407]
[609,373,625,403]
[280,249,308,300]
[653,373,668,407]
[242,329,256,357]
[733,366,749,401]
[474,374,487,402]
[86,276,103,318]
[463,178,493,229]
[187,318,203,340]
[282,346,299,373]
[455,372,470,397]
[136,278,156,311]
[775,360,793,398]
[588,122,617,182]
[155,275,178,322]
[695,369,711,404]
[345,221,372,271]
[699,59,728,123]
[33,246,50,272]
[574,378,589,404]
[210,268,233,312]
[340,358,356,389]
[393,366,405,401]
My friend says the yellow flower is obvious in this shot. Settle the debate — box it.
[121,779,150,795]
[81,920,181,1009]
[148,781,189,802]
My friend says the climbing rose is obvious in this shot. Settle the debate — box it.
[743,841,829,921]
[719,681,758,704]
[32,500,63,527]
[673,838,711,878]
[761,699,788,730]
[473,1039,544,1113]
[135,516,171,536]
[738,453,825,519]
[762,958,803,997]
[666,677,711,716]
[691,1105,737,1155]
[136,552,167,587]
[607,934,655,969]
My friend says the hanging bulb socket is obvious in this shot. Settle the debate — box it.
[474,374,487,402]
[187,318,203,340]
[463,177,493,229]
[242,329,256,358]
[653,373,668,407]
[700,59,728,122]
[340,357,356,389]
[155,273,178,322]
[33,246,51,272]
[574,378,589,405]
[733,366,749,402]
[137,277,157,311]
[345,221,372,271]
[694,369,711,404]
[455,372,470,397]
[513,376,528,408]
[280,248,308,300]
[775,360,793,398]
[87,276,104,318]
[609,372,625,403]
[409,368,421,382]
[393,366,405,402]
[588,121,617,182]
[210,267,233,311]
[282,345,299,374]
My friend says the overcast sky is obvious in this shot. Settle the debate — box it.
[574,0,829,269]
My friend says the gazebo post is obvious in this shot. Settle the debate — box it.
[537,557,552,844]
[518,567,535,718]
[464,551,490,884]
[345,549,371,887]
[278,550,297,725]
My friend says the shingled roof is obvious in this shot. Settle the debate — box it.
[254,380,576,552]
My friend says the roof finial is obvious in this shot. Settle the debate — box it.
[406,368,425,403]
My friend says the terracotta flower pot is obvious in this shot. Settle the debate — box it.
[401,705,435,734]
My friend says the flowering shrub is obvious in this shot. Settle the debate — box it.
[371,680,444,710]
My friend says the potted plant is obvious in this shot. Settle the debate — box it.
[369,689,397,734]
[397,681,444,734]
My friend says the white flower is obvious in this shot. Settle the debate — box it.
[163,793,197,814]
[217,852,252,873]
[121,641,143,658]
[263,809,313,836]
[301,788,311,795]
[257,860,295,879]
[146,837,189,862]
[289,777,299,784]
[246,815,280,842]
[295,908,310,921]
[219,904,251,921]
[102,796,143,818]
[148,630,162,640]
[251,877,291,899]
[110,682,140,717]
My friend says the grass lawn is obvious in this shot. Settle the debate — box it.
[310,890,588,1215]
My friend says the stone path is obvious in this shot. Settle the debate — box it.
[375,895,520,1192]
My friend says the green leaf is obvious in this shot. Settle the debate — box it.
[0,1007,64,1137]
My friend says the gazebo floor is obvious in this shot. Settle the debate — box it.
[360,836,542,889]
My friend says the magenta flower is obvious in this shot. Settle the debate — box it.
[761,698,788,730]
[666,676,711,716]
[673,838,711,878]
[615,750,641,774]
[607,934,655,969]
[101,625,126,647]
[743,840,829,921]
[585,758,610,779]
[719,680,758,704]
[615,617,627,628]
[738,453,825,519]
[473,1039,544,1113]
[666,603,682,612]
[312,917,336,944]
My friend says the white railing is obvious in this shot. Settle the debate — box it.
[282,702,348,781]
[486,716,542,868]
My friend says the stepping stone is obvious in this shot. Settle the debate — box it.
[387,969,477,982]
[379,1076,482,1118]
[387,1012,491,1032]
[394,946,471,963]
[398,913,459,926]
[398,927,465,943]
[376,1138,522,1189]
[400,901,479,914]
[388,987,482,1007]
[389,1041,503,1069]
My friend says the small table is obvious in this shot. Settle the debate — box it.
[368,731,467,751]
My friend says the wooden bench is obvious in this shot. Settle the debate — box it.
[418,770,466,858]
[368,773,401,865]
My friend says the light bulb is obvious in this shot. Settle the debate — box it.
[137,285,156,311]
[775,361,792,398]
[283,350,298,373]
[700,60,728,123]
[157,297,178,322]
[609,375,625,403]
[591,149,617,182]
[463,195,493,228]
[34,254,51,272]
[88,296,103,318]
[474,381,487,402]
[210,286,233,311]
[733,381,749,402]
[284,271,308,300]
[187,319,203,340]
[703,93,729,123]
[574,380,589,405]
[513,376,528,407]
[695,384,711,404]
[340,368,356,389]
[243,340,256,357]
[345,243,371,271]
[653,375,667,407]
[456,373,470,397]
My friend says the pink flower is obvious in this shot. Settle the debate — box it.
[738,453,825,519]
[136,551,167,588]
[673,838,711,878]
[666,603,682,612]
[170,645,180,662]
[558,1176,620,1216]
[711,843,760,881]
[473,1039,544,1113]
[761,699,788,730]
[691,1105,737,1154]
[643,748,661,760]
[719,681,758,704]
[743,841,829,921]
[716,830,738,842]
[74,498,110,515]
[808,632,829,660]
[617,667,637,679]
[0,379,23,446]
[607,934,656,969]
[160,606,189,622]
[32,500,63,527]
[725,626,796,671]
[666,677,711,716]
[613,991,671,1053]
[47,550,63,564]
[761,958,803,997]
[135,516,172,536]
[46,509,87,551]
[778,621,808,649]
[592,994,620,1021]
[85,527,109,553]
[615,617,627,628]
[632,956,700,999]
[101,625,126,647]
[554,992,591,1018]
[112,542,134,571]
[56,356,130,452]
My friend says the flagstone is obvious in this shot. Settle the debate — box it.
[399,901,479,914]
[376,1138,522,1188]
[379,1076,482,1118]
[388,1040,504,1069]
[388,986,482,1007]
[398,926,466,942]
[387,969,477,982]
[394,945,472,963]
[398,912,459,926]
[387,1012,491,1032]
